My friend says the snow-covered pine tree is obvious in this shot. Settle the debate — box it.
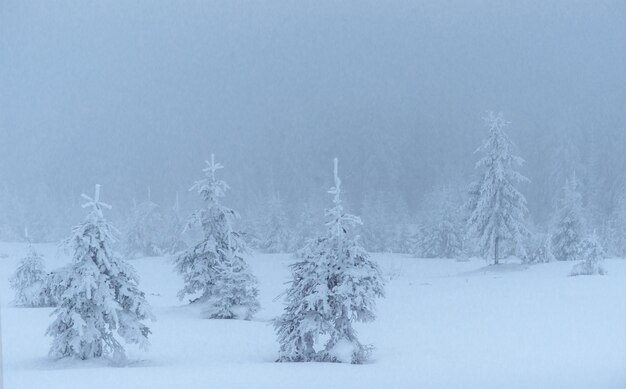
[123,191,165,258]
[260,193,293,253]
[415,186,464,259]
[466,112,529,265]
[570,231,606,276]
[274,158,385,364]
[551,176,587,261]
[9,234,50,307]
[174,155,259,320]
[46,185,154,361]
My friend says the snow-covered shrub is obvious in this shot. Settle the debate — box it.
[274,158,385,364]
[174,155,259,320]
[570,232,606,276]
[9,244,50,307]
[466,112,529,264]
[46,185,154,361]
[552,176,586,261]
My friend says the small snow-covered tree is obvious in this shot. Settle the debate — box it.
[260,193,293,253]
[551,176,586,261]
[174,155,259,320]
[9,239,50,307]
[415,186,464,258]
[570,232,606,276]
[46,185,154,361]
[274,158,385,364]
[466,112,529,265]
[123,192,165,258]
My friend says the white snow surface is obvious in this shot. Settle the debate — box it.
[1,242,625,388]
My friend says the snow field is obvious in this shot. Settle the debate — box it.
[1,244,625,388]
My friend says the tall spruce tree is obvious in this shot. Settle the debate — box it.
[174,155,259,319]
[46,185,154,361]
[466,112,529,264]
[551,176,587,261]
[274,158,385,364]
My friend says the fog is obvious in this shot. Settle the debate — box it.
[2,0,626,241]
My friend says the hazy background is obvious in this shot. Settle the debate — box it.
[1,0,626,241]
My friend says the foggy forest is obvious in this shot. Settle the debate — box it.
[1,1,625,388]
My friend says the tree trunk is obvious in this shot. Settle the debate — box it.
[494,236,500,265]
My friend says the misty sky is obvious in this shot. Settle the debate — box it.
[2,0,626,218]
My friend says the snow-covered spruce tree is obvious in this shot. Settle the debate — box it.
[274,158,385,364]
[466,112,529,265]
[46,185,154,361]
[9,239,50,307]
[123,194,165,258]
[570,231,606,276]
[415,186,464,259]
[174,155,259,319]
[551,176,586,261]
[260,193,293,253]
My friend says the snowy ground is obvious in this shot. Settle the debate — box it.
[1,242,625,389]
